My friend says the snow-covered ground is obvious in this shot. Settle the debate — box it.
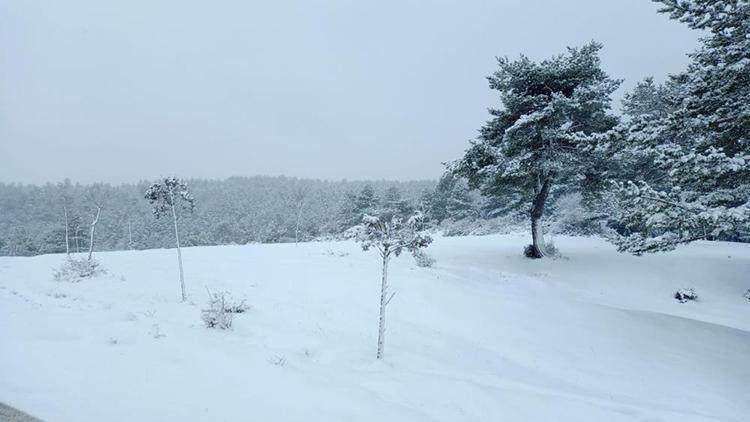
[1,234,748,422]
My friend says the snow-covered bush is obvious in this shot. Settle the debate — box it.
[674,288,698,303]
[744,289,750,302]
[412,249,436,268]
[54,257,106,282]
[225,297,250,314]
[201,291,249,329]
[201,293,233,329]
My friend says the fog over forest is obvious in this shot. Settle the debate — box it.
[1,1,748,421]
[0,177,436,256]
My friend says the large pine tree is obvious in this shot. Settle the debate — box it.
[452,42,620,257]
[608,0,750,253]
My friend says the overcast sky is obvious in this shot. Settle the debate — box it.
[0,0,699,185]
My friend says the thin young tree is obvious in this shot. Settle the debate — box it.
[74,221,82,254]
[353,212,432,359]
[63,206,71,256]
[57,180,74,257]
[84,184,106,262]
[86,202,102,261]
[145,177,195,302]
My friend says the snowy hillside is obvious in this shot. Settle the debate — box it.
[1,235,748,422]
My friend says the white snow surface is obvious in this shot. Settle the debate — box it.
[1,234,748,422]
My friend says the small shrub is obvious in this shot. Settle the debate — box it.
[226,298,250,314]
[744,289,750,301]
[201,291,248,329]
[54,257,106,282]
[675,288,698,303]
[202,293,233,329]
[412,249,436,267]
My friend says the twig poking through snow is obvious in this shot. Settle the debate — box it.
[270,355,286,367]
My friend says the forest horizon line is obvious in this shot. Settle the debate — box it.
[0,173,440,189]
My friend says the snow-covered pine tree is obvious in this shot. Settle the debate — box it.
[340,185,379,230]
[145,177,195,301]
[417,189,436,224]
[597,78,681,237]
[607,0,750,253]
[443,174,477,222]
[420,173,479,225]
[290,185,309,246]
[452,42,620,258]
[353,212,432,359]
[617,76,683,183]
[381,186,413,221]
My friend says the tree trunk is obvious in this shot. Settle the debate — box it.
[87,206,101,261]
[528,177,552,259]
[172,203,186,302]
[64,206,70,257]
[127,221,134,250]
[295,205,303,247]
[377,252,390,359]
[87,223,95,261]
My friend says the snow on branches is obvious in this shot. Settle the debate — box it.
[144,177,195,219]
[606,0,750,253]
[452,42,620,258]
[352,212,432,359]
[354,213,432,260]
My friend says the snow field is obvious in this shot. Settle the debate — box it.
[1,234,748,421]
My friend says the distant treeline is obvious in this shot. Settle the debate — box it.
[0,177,435,256]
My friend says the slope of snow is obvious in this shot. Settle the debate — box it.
[1,235,748,422]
